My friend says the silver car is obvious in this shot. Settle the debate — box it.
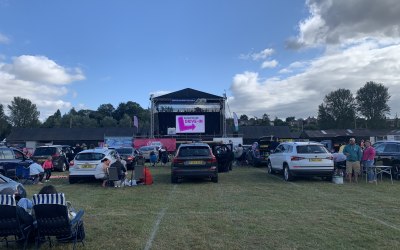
[0,174,27,197]
[139,146,159,160]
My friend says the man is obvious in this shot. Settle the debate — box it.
[343,138,362,183]
[29,162,45,184]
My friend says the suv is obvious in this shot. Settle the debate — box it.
[68,148,119,184]
[0,147,33,178]
[267,142,334,181]
[373,141,400,179]
[31,145,69,172]
[171,143,218,183]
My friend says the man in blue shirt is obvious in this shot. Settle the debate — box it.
[343,138,362,183]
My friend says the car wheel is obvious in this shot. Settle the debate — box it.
[211,175,218,183]
[69,177,77,184]
[61,162,67,172]
[283,165,293,181]
[267,161,274,174]
[171,175,178,184]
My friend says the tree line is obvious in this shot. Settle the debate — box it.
[0,81,394,139]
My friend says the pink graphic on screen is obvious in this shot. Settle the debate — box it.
[176,115,205,133]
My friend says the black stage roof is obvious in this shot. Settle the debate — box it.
[153,88,223,104]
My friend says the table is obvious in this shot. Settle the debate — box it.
[372,165,393,184]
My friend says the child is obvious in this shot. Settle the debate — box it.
[42,156,53,182]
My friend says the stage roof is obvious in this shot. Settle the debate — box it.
[153,88,223,103]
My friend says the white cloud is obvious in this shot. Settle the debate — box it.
[279,61,309,74]
[0,55,85,120]
[261,60,278,69]
[288,0,400,48]
[0,32,10,44]
[229,43,400,118]
[240,48,274,61]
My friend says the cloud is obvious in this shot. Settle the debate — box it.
[279,61,309,74]
[0,55,85,120]
[240,48,274,61]
[288,0,400,48]
[0,32,10,44]
[229,42,400,118]
[261,60,278,69]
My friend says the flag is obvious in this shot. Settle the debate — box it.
[233,112,239,132]
[133,116,139,129]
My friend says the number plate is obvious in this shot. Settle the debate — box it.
[309,158,322,162]
[81,164,94,168]
[188,160,204,165]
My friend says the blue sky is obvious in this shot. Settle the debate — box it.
[1,0,400,120]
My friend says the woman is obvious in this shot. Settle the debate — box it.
[100,157,111,187]
[362,140,376,183]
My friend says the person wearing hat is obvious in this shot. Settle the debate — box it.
[343,138,362,183]
[100,157,111,187]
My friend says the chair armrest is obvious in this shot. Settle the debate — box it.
[70,210,84,226]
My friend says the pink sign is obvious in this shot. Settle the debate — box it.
[176,115,205,133]
[134,138,176,152]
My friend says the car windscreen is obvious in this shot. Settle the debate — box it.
[178,146,211,157]
[116,148,133,154]
[140,146,154,151]
[296,145,328,154]
[75,153,105,161]
[33,147,57,156]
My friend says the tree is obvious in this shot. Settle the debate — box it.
[97,104,115,118]
[42,109,62,128]
[261,113,271,126]
[356,81,390,129]
[119,114,132,127]
[239,114,248,121]
[319,89,356,129]
[0,104,11,139]
[317,104,335,129]
[7,97,41,127]
[273,117,287,126]
[100,116,118,127]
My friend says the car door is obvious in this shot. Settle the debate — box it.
[270,144,285,170]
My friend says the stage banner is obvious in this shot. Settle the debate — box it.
[175,115,205,133]
[134,138,176,152]
[233,112,239,132]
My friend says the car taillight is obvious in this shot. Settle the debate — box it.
[291,156,305,161]
[53,153,60,157]
[173,158,184,164]
[207,157,217,163]
[127,156,134,161]
[69,161,74,166]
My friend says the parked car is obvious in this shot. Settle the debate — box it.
[171,143,218,183]
[246,142,268,167]
[267,142,334,181]
[373,141,400,179]
[0,173,27,198]
[139,146,159,161]
[115,147,142,170]
[31,145,69,172]
[68,148,119,184]
[0,146,33,179]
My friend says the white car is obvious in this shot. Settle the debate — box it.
[139,146,159,160]
[267,142,334,181]
[68,148,119,184]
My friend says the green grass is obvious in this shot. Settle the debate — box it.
[21,164,400,250]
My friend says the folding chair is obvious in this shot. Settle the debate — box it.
[107,167,120,187]
[0,194,32,250]
[32,193,85,249]
[15,165,35,184]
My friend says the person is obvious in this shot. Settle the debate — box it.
[81,143,87,150]
[42,156,53,182]
[362,140,376,183]
[29,162,45,184]
[74,144,82,154]
[0,188,34,229]
[38,184,58,194]
[339,143,346,153]
[332,152,347,175]
[343,138,363,183]
[360,139,365,151]
[89,144,95,149]
[234,144,244,165]
[149,151,157,166]
[99,157,111,187]
[109,158,127,187]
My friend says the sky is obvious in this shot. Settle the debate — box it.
[1,0,400,121]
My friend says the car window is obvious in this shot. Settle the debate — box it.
[75,153,105,161]
[296,145,328,154]
[178,146,210,157]
[274,145,284,153]
[116,148,133,154]
[13,150,24,160]
[0,176,6,184]
[0,149,14,159]
[34,147,57,156]
[374,143,385,153]
[383,143,400,153]
[282,144,291,153]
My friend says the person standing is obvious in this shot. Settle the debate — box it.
[362,140,376,183]
[100,157,111,187]
[42,156,53,182]
[343,138,363,183]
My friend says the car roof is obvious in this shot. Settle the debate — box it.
[179,143,210,147]
[78,148,114,154]
[37,145,62,148]
[280,141,323,146]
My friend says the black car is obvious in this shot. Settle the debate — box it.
[115,147,141,170]
[0,147,33,179]
[31,145,69,172]
[373,141,400,179]
[171,143,218,183]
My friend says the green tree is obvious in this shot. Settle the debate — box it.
[100,116,118,127]
[7,97,41,127]
[273,117,287,126]
[317,104,335,129]
[42,109,62,128]
[0,104,11,139]
[319,89,356,129]
[97,104,115,118]
[119,114,132,127]
[239,114,248,121]
[356,81,390,129]
[261,113,271,126]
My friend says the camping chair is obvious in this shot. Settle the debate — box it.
[15,165,35,184]
[0,194,32,250]
[32,193,85,249]
[107,167,121,187]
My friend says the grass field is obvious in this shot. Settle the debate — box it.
[22,164,400,250]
